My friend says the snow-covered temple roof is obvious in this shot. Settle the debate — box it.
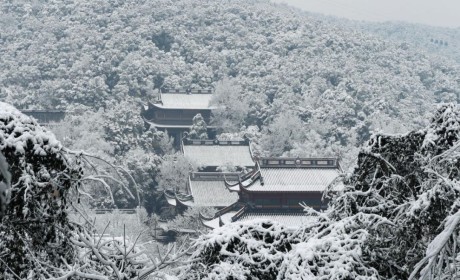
[246,168,341,192]
[238,211,317,228]
[152,89,214,110]
[182,139,254,168]
[164,172,240,208]
[225,157,343,193]
[200,204,318,229]
[189,177,239,207]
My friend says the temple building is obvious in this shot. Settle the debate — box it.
[164,139,255,209]
[164,172,240,209]
[142,89,216,145]
[181,138,254,172]
[200,157,343,229]
[21,110,66,127]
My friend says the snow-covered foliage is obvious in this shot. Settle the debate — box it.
[280,213,382,280]
[210,78,249,133]
[342,19,460,65]
[187,220,294,279]
[186,216,381,279]
[0,102,83,277]
[327,103,460,279]
[189,114,208,140]
[53,101,173,209]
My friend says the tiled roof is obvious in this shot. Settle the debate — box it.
[158,93,214,109]
[183,145,254,168]
[189,180,239,207]
[201,207,318,229]
[237,211,318,228]
[245,168,340,192]
[202,211,238,229]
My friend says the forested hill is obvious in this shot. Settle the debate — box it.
[317,15,460,64]
[1,0,460,164]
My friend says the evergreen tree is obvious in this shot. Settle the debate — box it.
[0,103,84,277]
[189,113,208,140]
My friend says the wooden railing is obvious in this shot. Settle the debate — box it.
[190,172,241,181]
[183,138,249,146]
[94,209,137,214]
[161,88,213,94]
[259,157,339,168]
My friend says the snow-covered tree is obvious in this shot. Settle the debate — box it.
[187,220,294,279]
[210,78,249,133]
[0,102,85,277]
[189,113,208,140]
[326,103,460,279]
[157,154,197,193]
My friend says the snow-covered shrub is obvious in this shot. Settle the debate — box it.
[279,213,382,280]
[187,220,294,279]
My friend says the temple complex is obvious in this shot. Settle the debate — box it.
[164,136,342,229]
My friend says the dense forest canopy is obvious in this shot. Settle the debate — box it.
[1,0,460,167]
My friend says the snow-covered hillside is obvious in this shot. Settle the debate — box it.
[1,0,460,167]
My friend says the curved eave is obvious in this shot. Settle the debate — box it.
[144,118,216,129]
[224,176,241,193]
[176,195,195,207]
[144,119,193,129]
[148,101,213,111]
[201,217,220,229]
[199,212,219,229]
[164,191,177,206]
[239,170,262,193]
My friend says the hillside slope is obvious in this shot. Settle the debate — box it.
[317,14,460,64]
[1,0,460,165]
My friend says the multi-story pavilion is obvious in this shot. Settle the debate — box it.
[142,89,216,145]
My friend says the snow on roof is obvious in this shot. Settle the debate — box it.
[183,144,254,168]
[202,210,238,229]
[189,180,239,207]
[203,208,318,229]
[246,168,340,192]
[157,93,214,109]
[237,212,318,229]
